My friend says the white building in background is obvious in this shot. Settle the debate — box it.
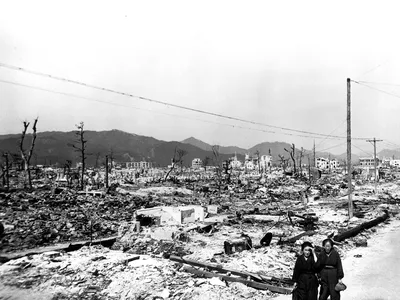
[126,161,153,169]
[316,157,329,170]
[389,159,400,167]
[316,157,340,171]
[230,154,242,169]
[359,157,381,168]
[260,155,272,171]
[330,159,340,169]
[192,158,202,169]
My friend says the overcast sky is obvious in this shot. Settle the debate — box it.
[1,0,400,155]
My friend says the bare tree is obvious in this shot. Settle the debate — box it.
[298,147,304,176]
[255,150,261,174]
[212,145,223,196]
[108,148,114,173]
[95,152,101,169]
[177,149,187,173]
[223,159,233,184]
[20,118,38,188]
[69,122,87,190]
[164,147,187,181]
[203,156,210,172]
[63,160,73,187]
[1,152,10,189]
[278,154,289,172]
[284,143,296,174]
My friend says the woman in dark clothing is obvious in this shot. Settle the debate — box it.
[318,238,344,300]
[292,241,319,300]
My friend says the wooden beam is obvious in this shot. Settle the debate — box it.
[169,255,292,285]
[333,211,389,242]
[0,236,117,263]
[182,266,292,294]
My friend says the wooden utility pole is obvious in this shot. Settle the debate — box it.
[366,138,383,193]
[328,153,331,174]
[347,78,353,219]
[4,153,9,189]
[313,140,316,167]
[105,155,109,188]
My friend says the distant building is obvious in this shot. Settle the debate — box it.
[260,155,272,171]
[192,158,202,169]
[230,154,242,169]
[359,157,381,168]
[316,157,340,170]
[126,161,153,169]
[389,159,400,168]
[316,157,329,170]
[330,159,340,169]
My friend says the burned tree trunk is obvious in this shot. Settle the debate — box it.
[69,122,87,190]
[164,147,187,181]
[19,118,38,189]
[284,143,296,174]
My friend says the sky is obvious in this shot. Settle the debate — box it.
[1,0,400,155]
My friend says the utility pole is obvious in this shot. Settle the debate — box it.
[347,78,353,219]
[105,155,109,188]
[366,137,383,193]
[4,153,9,189]
[328,153,331,174]
[313,140,316,167]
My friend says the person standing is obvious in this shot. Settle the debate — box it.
[292,241,319,300]
[318,238,344,300]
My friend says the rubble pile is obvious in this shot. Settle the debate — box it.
[1,171,400,299]
[0,189,162,252]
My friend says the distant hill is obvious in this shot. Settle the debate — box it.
[0,130,243,167]
[181,137,247,154]
[378,148,400,159]
[0,130,381,168]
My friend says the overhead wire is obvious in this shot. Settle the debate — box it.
[0,78,348,140]
[352,80,400,100]
[0,62,372,140]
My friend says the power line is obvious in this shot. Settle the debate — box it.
[353,80,400,100]
[315,119,346,150]
[0,78,345,141]
[0,62,371,140]
[316,141,347,153]
[352,143,373,157]
[355,60,390,80]
[356,81,400,88]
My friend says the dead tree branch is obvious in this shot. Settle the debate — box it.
[19,118,38,188]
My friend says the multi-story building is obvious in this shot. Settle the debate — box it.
[192,158,203,169]
[389,159,400,168]
[260,155,272,170]
[316,157,340,170]
[229,154,242,169]
[316,157,329,170]
[359,157,381,167]
[125,161,153,169]
[330,159,340,169]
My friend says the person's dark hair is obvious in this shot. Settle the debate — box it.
[322,238,334,247]
[301,241,313,251]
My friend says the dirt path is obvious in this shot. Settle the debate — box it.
[274,218,400,300]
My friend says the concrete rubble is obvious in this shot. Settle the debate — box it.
[1,168,400,299]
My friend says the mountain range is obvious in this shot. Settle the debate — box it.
[0,130,396,167]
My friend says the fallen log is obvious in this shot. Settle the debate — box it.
[333,211,389,242]
[278,231,315,245]
[169,255,292,285]
[0,235,117,263]
[182,266,292,294]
